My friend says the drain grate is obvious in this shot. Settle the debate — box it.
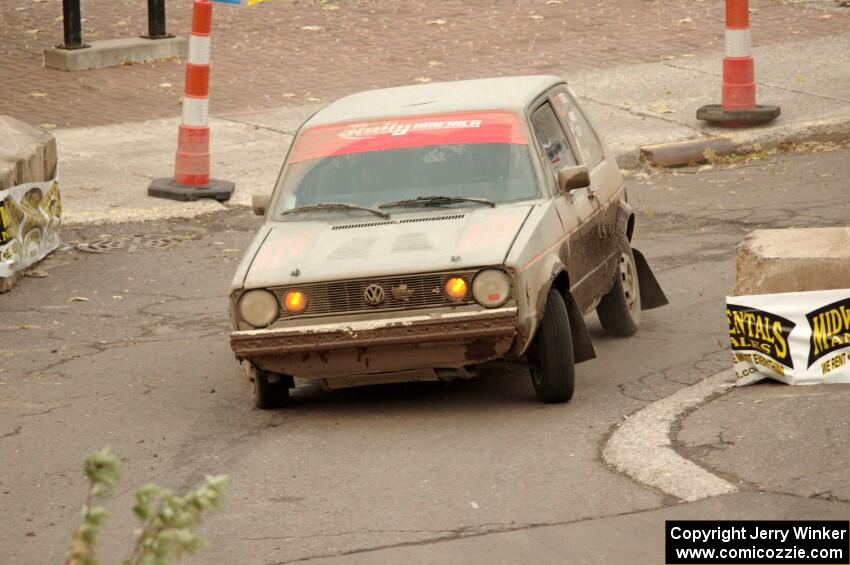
[77,234,183,254]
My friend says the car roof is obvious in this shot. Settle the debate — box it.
[304,75,563,128]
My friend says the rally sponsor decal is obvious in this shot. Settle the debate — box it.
[806,296,850,368]
[0,201,11,246]
[289,110,528,163]
[0,177,61,279]
[338,119,483,140]
[727,303,795,371]
[727,289,850,386]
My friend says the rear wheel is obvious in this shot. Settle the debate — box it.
[246,362,291,409]
[530,289,575,403]
[597,242,641,336]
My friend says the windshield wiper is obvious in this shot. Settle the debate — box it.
[280,202,390,219]
[378,195,496,209]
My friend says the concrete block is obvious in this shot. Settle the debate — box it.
[0,273,19,294]
[44,37,188,72]
[733,228,850,295]
[0,115,57,189]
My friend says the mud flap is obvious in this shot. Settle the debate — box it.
[632,248,669,310]
[564,291,596,363]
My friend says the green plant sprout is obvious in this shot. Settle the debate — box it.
[65,448,226,565]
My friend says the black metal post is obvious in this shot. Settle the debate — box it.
[59,0,88,49]
[144,0,173,39]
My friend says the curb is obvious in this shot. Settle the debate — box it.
[602,370,738,502]
[62,201,227,226]
[640,138,736,168]
[616,115,850,169]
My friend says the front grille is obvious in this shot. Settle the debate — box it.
[270,270,477,320]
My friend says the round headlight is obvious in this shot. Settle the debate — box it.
[283,290,308,314]
[472,269,511,308]
[238,289,279,328]
[445,277,469,301]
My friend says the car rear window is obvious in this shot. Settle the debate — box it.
[273,111,538,215]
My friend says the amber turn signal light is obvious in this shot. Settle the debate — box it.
[445,277,468,301]
[283,290,308,314]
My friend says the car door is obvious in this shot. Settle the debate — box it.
[550,86,624,302]
[528,100,598,311]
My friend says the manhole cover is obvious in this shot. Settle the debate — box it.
[77,234,183,254]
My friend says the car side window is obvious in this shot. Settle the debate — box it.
[551,87,605,167]
[530,102,577,173]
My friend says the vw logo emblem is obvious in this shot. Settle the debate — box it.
[364,284,386,306]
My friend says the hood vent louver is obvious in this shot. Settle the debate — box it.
[331,214,465,231]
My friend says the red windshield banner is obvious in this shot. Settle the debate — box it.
[289,110,528,163]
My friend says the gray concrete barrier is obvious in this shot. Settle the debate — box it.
[0,116,57,189]
[1,116,59,292]
[733,227,850,295]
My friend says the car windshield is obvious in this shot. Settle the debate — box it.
[272,110,538,217]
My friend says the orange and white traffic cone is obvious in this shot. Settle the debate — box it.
[696,0,780,127]
[149,0,234,201]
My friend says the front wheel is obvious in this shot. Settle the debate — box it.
[597,242,641,336]
[246,362,291,409]
[530,289,575,403]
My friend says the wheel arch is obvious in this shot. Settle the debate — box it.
[626,213,635,241]
[541,268,597,364]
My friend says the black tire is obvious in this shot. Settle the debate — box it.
[597,242,641,337]
[247,363,290,409]
[530,289,576,403]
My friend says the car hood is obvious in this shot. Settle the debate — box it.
[242,204,534,288]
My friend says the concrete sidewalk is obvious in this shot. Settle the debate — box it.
[54,33,850,225]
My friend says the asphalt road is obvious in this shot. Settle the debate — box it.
[2,146,848,564]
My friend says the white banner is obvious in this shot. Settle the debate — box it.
[727,289,850,386]
[0,177,61,278]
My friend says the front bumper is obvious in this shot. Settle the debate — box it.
[230,307,517,378]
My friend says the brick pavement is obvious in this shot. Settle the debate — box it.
[1,0,848,128]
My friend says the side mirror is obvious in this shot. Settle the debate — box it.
[557,165,590,193]
[252,194,270,216]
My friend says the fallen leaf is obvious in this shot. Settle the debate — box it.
[39,123,57,130]
[426,18,447,26]
[30,92,48,98]
[530,14,544,20]
[307,97,321,102]
[414,77,432,83]
[112,295,123,300]
[68,296,89,302]
[677,17,693,24]
[301,25,323,31]
[282,92,296,98]
[158,82,172,88]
